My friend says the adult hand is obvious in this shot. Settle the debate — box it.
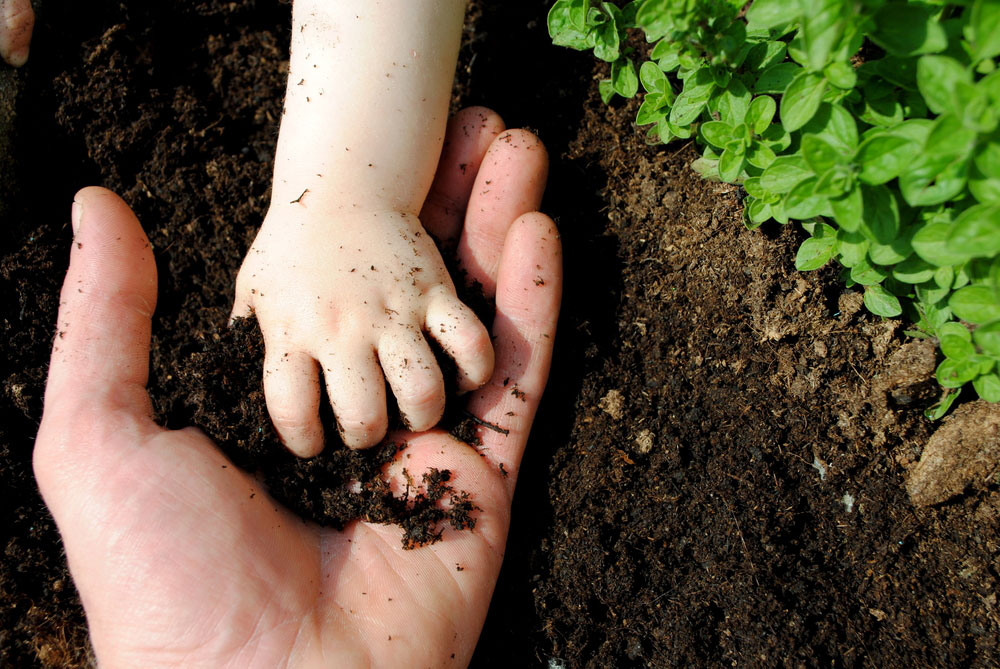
[34,107,560,667]
[1,0,33,67]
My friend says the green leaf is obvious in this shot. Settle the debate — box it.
[800,0,848,70]
[918,289,954,330]
[970,137,1000,202]
[903,87,928,117]
[669,120,693,139]
[719,22,749,65]
[860,185,901,244]
[940,333,975,360]
[780,71,828,132]
[917,55,973,116]
[691,156,719,177]
[850,259,887,285]
[824,61,857,90]
[921,282,952,307]
[913,221,973,267]
[746,141,777,169]
[936,357,982,387]
[746,96,777,135]
[837,229,869,267]
[593,17,622,62]
[637,93,670,125]
[744,176,767,199]
[865,284,903,317]
[760,155,812,193]
[968,0,1000,62]
[800,103,859,154]
[635,0,674,40]
[755,62,802,95]
[870,241,912,265]
[760,124,792,153]
[784,177,828,219]
[652,40,682,72]
[893,256,936,284]
[548,0,596,50]
[746,197,773,226]
[970,161,1000,205]
[831,185,863,231]
[709,79,752,126]
[956,80,999,133]
[796,235,837,270]
[599,78,616,104]
[946,203,1000,260]
[973,320,1000,357]
[858,95,905,128]
[745,41,788,72]
[934,266,956,290]
[635,98,670,125]
[954,262,973,290]
[711,65,732,89]
[938,321,972,341]
[870,2,948,57]
[620,0,640,27]
[814,165,854,199]
[899,114,975,207]
[746,0,796,29]
[973,372,1000,402]
[719,142,747,182]
[982,68,1000,106]
[975,139,1000,178]
[857,135,920,186]
[611,57,639,98]
[925,388,961,419]
[950,285,1000,324]
[872,56,919,91]
[640,61,670,94]
[650,38,673,60]
[570,0,590,29]
[671,68,715,125]
[802,135,843,174]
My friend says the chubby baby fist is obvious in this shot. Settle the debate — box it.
[233,207,493,456]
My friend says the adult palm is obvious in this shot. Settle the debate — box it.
[34,108,560,667]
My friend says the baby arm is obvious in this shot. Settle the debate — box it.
[233,0,492,455]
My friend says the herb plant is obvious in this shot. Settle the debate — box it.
[549,0,1000,415]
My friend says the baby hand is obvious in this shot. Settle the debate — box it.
[233,204,493,455]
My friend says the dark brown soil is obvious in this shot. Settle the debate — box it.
[2,1,999,666]
[177,316,479,548]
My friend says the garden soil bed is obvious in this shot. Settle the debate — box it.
[2,1,999,666]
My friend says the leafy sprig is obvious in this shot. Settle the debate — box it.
[549,0,1000,414]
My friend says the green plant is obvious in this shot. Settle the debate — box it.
[549,0,1000,415]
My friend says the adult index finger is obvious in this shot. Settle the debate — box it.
[0,0,34,67]
[457,129,549,297]
[420,106,505,246]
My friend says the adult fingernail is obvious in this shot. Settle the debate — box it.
[9,47,29,67]
[71,199,82,234]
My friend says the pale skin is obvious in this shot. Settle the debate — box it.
[233,0,501,455]
[35,108,561,666]
[0,0,33,67]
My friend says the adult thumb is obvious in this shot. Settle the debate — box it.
[36,188,159,489]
